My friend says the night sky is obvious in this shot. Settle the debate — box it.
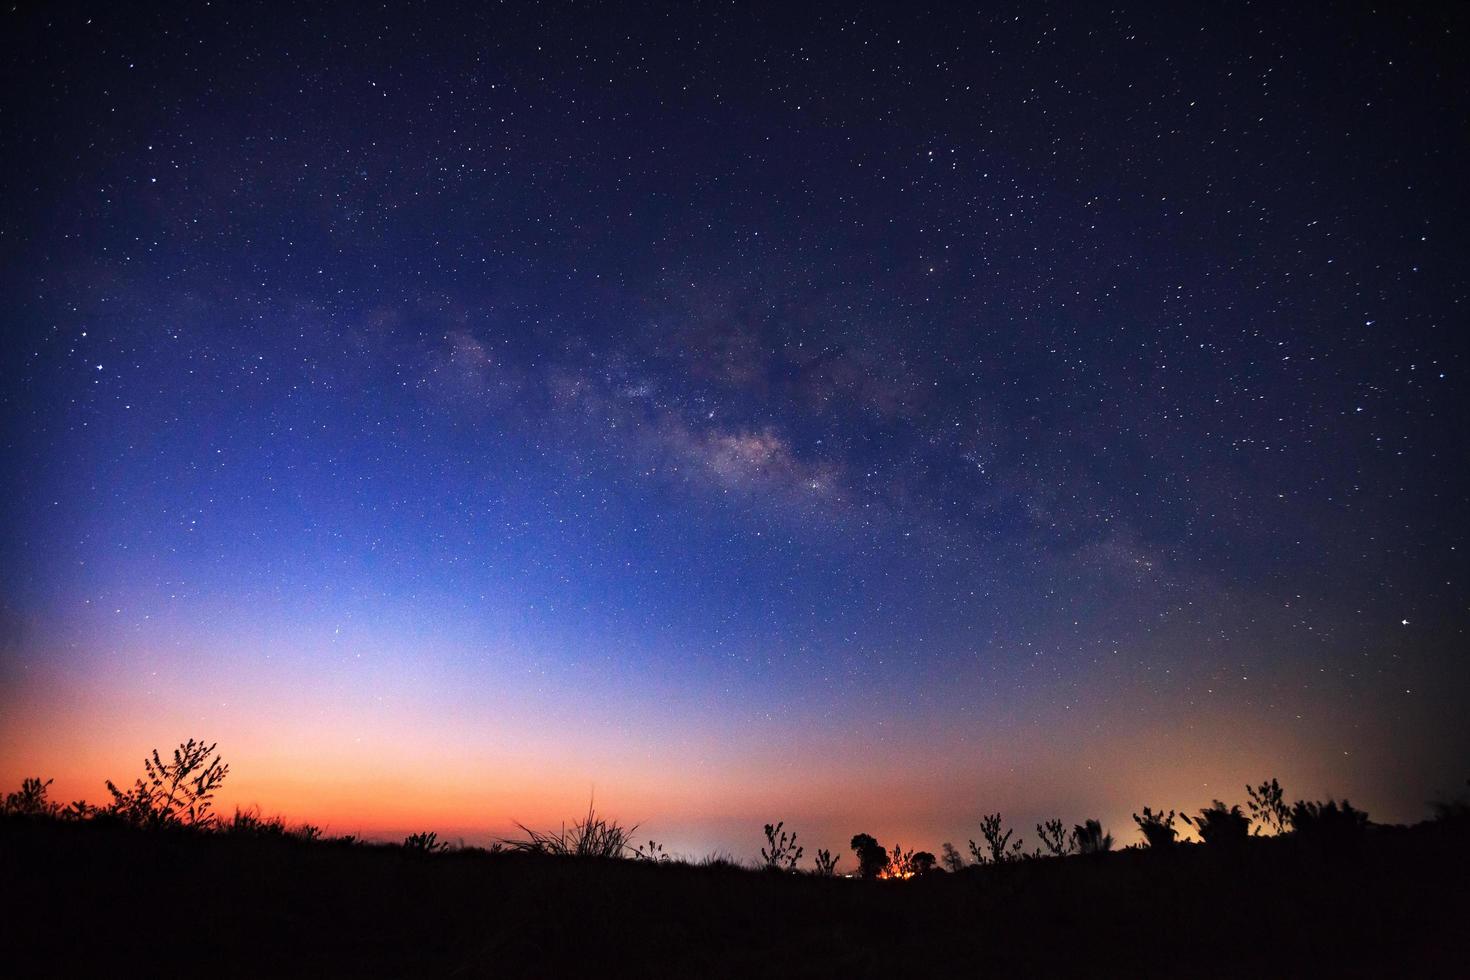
[2,3,1467,857]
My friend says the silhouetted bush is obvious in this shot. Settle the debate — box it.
[61,799,93,821]
[1290,799,1369,843]
[761,820,804,872]
[1036,818,1076,857]
[969,812,1022,864]
[1074,819,1113,854]
[850,833,889,879]
[1246,778,1290,834]
[1132,807,1177,849]
[104,738,229,829]
[1182,801,1250,847]
[2,778,58,817]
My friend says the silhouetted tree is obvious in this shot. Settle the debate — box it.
[1074,819,1113,854]
[1181,801,1250,846]
[1246,778,1290,834]
[1132,807,1177,849]
[850,833,889,879]
[1036,818,1077,857]
[105,738,229,829]
[940,841,965,872]
[761,821,804,872]
[911,850,937,876]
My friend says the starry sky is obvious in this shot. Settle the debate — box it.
[2,2,1467,857]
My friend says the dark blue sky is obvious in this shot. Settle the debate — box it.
[2,2,1467,852]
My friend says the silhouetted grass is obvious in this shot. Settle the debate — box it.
[503,797,638,858]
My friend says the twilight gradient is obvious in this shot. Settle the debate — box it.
[2,2,1467,859]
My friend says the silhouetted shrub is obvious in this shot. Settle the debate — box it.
[61,799,93,821]
[2,778,59,817]
[1132,807,1177,849]
[850,833,889,879]
[505,798,638,858]
[1036,818,1076,857]
[1290,799,1369,843]
[969,812,1022,864]
[227,806,288,837]
[104,738,229,829]
[296,823,324,842]
[940,841,965,871]
[1182,801,1250,847]
[1246,778,1290,835]
[812,848,841,876]
[761,821,804,872]
[1074,819,1113,854]
[404,831,449,854]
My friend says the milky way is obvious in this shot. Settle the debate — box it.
[2,3,1466,855]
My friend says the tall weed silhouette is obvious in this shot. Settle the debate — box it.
[1036,818,1076,857]
[969,812,1022,864]
[761,821,804,872]
[811,848,841,876]
[1246,778,1290,834]
[104,738,229,829]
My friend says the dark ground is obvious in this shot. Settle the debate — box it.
[2,816,1467,978]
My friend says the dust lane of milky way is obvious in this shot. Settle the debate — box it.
[0,2,1466,857]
